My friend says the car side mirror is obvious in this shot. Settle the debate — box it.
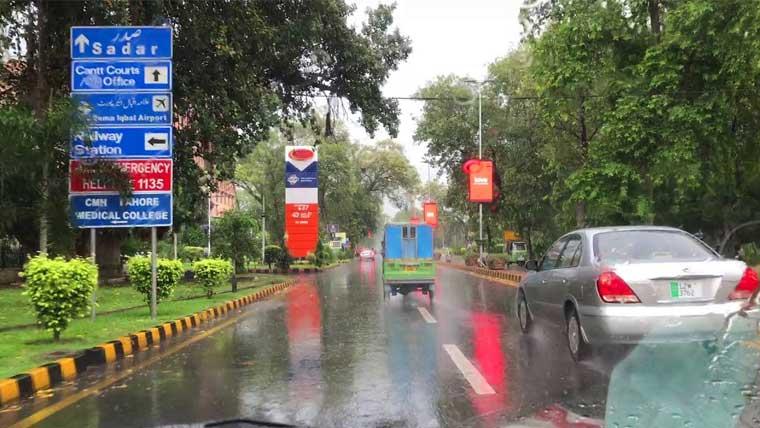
[525,260,539,271]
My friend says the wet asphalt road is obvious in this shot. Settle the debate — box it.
[3,260,619,428]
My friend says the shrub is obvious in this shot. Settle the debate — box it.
[337,248,352,261]
[306,251,317,265]
[121,235,148,257]
[179,246,205,262]
[486,253,508,270]
[464,250,480,266]
[264,245,282,270]
[127,256,184,306]
[277,244,294,270]
[21,256,97,340]
[193,258,233,297]
[314,240,333,267]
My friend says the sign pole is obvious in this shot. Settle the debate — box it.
[90,228,97,320]
[150,226,158,320]
[173,230,178,259]
[261,193,266,264]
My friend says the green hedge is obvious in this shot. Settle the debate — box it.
[179,246,205,262]
[127,256,184,306]
[21,256,98,340]
[192,258,233,297]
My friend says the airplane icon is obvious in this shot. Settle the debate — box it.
[152,95,169,112]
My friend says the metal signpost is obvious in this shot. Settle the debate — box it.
[70,26,173,320]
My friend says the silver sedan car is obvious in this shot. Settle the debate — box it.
[516,226,759,361]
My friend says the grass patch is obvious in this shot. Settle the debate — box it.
[0,274,288,378]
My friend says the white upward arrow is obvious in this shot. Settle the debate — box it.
[74,34,89,53]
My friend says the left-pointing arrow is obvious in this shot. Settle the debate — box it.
[148,137,165,146]
[74,34,89,53]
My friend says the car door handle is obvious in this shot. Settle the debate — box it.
[561,279,568,284]
[541,279,547,284]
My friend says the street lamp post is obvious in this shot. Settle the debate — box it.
[464,79,491,262]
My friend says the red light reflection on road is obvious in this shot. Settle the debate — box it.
[469,312,508,424]
[359,259,376,287]
[286,282,323,406]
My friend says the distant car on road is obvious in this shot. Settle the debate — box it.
[516,226,759,361]
[359,248,375,260]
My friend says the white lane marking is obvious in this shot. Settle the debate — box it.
[417,306,437,323]
[443,344,496,395]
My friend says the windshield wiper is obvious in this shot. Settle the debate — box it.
[204,418,298,427]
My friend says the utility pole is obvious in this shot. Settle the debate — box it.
[207,191,212,257]
[261,193,266,264]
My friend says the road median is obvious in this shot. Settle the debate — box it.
[438,262,525,286]
[0,279,295,407]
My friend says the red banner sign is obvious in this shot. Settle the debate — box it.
[69,159,172,193]
[423,201,439,227]
[285,203,320,258]
[465,159,493,203]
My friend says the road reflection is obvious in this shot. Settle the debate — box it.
[286,281,323,422]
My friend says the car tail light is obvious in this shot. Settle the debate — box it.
[597,271,640,303]
[729,267,759,300]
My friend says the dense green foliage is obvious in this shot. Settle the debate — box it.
[21,256,97,340]
[236,121,419,250]
[415,0,760,256]
[0,0,410,259]
[211,209,259,274]
[192,259,233,298]
[264,245,282,270]
[179,246,206,262]
[127,256,184,306]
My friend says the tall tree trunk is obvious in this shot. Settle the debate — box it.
[648,0,662,39]
[34,0,49,255]
[576,97,589,228]
[575,201,587,228]
[525,227,534,260]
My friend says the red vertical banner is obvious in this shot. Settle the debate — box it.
[423,201,438,227]
[285,146,319,258]
[464,159,494,203]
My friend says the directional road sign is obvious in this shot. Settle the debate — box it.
[73,92,172,126]
[71,126,172,159]
[71,26,172,59]
[71,60,172,92]
[70,193,173,228]
[69,159,173,193]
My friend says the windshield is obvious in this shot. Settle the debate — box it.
[594,230,716,264]
[5,2,760,428]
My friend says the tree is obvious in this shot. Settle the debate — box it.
[212,209,259,291]
[0,0,411,261]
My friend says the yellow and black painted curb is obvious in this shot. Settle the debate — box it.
[0,280,294,407]
[439,262,525,286]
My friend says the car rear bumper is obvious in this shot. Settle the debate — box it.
[579,301,747,344]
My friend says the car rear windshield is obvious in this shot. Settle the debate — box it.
[513,242,527,251]
[593,230,716,264]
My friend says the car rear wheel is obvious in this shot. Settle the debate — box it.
[566,308,590,362]
[517,291,532,333]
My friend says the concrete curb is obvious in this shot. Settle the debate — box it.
[439,262,526,286]
[251,261,348,275]
[0,280,294,406]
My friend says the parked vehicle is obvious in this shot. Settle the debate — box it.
[382,222,435,300]
[516,226,759,361]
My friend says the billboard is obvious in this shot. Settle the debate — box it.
[423,201,439,227]
[464,159,494,203]
[285,146,319,258]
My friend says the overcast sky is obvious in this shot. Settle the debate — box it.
[345,0,525,213]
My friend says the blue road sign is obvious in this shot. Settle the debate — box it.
[71,60,172,92]
[71,126,172,159]
[73,92,172,126]
[70,193,172,228]
[71,26,172,59]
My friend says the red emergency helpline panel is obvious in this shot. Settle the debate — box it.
[69,159,172,193]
